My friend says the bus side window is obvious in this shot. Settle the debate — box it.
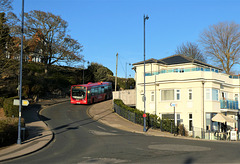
[91,88,95,96]
[101,86,104,94]
[94,87,98,95]
[104,86,108,93]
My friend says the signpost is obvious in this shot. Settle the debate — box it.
[13,99,29,106]
[170,103,176,136]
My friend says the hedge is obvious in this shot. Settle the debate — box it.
[0,118,25,147]
[114,99,159,127]
[3,96,19,117]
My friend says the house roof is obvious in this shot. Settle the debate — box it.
[133,55,223,71]
[132,58,165,65]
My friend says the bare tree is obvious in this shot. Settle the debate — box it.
[0,0,13,13]
[199,22,240,74]
[175,42,206,62]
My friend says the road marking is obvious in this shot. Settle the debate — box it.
[148,144,211,152]
[89,130,117,136]
[80,157,129,163]
[97,126,106,131]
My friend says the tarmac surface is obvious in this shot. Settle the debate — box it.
[0,98,229,162]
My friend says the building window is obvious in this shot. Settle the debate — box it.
[189,114,193,131]
[179,68,184,73]
[212,89,219,101]
[235,94,239,101]
[188,89,192,100]
[175,89,180,100]
[221,91,227,100]
[150,91,154,102]
[161,89,180,101]
[161,90,174,100]
[206,88,219,101]
[206,88,211,100]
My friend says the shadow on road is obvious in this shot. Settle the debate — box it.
[51,109,114,135]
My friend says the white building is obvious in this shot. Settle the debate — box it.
[133,55,239,138]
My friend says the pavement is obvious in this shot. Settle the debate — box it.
[0,98,69,162]
[0,98,223,162]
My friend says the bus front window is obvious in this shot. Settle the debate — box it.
[72,86,86,99]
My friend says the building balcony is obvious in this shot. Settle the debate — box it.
[220,99,239,110]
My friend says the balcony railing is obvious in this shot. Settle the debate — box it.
[145,67,240,79]
[220,99,239,110]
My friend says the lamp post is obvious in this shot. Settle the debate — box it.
[143,14,149,132]
[125,62,131,89]
[17,0,24,144]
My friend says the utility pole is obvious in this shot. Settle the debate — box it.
[115,53,118,91]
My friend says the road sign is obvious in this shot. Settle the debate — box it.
[13,99,29,106]
[170,103,176,107]
[143,113,147,118]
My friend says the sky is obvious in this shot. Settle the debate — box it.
[11,0,240,78]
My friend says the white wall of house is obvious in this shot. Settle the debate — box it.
[134,58,240,138]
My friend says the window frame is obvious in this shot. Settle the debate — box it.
[188,89,193,101]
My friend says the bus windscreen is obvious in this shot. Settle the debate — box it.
[71,86,86,99]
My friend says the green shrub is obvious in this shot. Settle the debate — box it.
[3,96,19,117]
[178,124,188,136]
[114,99,159,127]
[0,118,25,147]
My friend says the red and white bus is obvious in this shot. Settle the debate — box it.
[70,82,112,104]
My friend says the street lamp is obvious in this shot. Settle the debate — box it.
[17,0,24,144]
[125,62,131,89]
[143,14,149,132]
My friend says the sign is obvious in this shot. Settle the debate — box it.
[231,131,237,141]
[143,114,147,118]
[13,99,29,106]
[170,103,176,107]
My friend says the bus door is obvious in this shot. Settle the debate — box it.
[87,88,91,104]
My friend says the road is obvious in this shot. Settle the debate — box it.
[6,102,240,163]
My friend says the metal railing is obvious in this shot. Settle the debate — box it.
[220,99,239,110]
[114,102,239,141]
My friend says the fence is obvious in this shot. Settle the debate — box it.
[114,102,239,141]
[114,103,178,133]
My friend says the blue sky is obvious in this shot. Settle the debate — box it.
[12,0,240,78]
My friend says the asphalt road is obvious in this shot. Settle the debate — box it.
[6,102,240,164]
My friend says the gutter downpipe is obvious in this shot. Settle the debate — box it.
[202,81,205,139]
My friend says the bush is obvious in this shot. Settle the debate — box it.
[114,99,159,127]
[0,117,24,147]
[3,96,19,117]
[178,124,188,136]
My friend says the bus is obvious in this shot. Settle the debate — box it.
[70,82,112,104]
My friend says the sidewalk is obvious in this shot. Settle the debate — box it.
[88,100,188,139]
[0,98,69,162]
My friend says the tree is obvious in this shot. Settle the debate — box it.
[175,42,206,63]
[0,0,13,13]
[0,12,10,56]
[199,22,240,74]
[24,10,83,73]
[87,62,113,82]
